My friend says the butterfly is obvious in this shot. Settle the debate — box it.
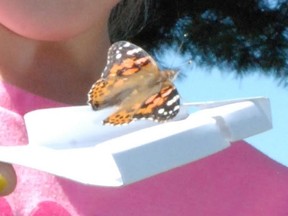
[88,41,180,125]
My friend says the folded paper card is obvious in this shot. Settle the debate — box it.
[0,97,272,186]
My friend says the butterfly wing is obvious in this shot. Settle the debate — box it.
[88,78,117,110]
[102,82,180,125]
[88,41,180,125]
[103,109,135,125]
[102,41,158,78]
[133,81,180,122]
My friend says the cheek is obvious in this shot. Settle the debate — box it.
[0,0,119,41]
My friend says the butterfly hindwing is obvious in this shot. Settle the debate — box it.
[103,109,135,125]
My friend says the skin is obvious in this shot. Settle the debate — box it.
[0,0,120,196]
[0,0,119,104]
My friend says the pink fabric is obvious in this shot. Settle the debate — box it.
[0,198,13,216]
[29,201,71,216]
[1,80,288,215]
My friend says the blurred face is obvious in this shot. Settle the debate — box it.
[0,0,119,41]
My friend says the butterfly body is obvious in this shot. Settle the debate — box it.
[88,41,180,125]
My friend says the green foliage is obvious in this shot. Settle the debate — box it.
[128,0,288,86]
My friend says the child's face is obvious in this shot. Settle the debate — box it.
[0,0,120,41]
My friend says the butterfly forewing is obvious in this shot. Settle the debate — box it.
[133,82,180,122]
[102,41,158,78]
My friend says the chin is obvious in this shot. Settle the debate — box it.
[0,0,113,41]
[0,17,96,41]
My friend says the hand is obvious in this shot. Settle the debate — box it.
[0,163,17,196]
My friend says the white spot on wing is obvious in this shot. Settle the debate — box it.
[116,53,122,59]
[167,95,180,106]
[123,42,131,47]
[127,48,142,56]
[173,105,180,111]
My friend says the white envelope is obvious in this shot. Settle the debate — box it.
[0,97,272,186]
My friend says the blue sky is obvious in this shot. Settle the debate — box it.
[178,65,288,167]
[159,49,288,167]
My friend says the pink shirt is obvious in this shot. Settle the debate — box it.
[1,81,288,216]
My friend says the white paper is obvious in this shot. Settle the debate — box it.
[0,97,272,186]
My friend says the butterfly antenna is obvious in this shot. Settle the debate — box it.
[174,33,188,56]
[166,33,190,77]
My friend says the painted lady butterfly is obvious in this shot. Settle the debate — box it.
[88,41,180,125]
